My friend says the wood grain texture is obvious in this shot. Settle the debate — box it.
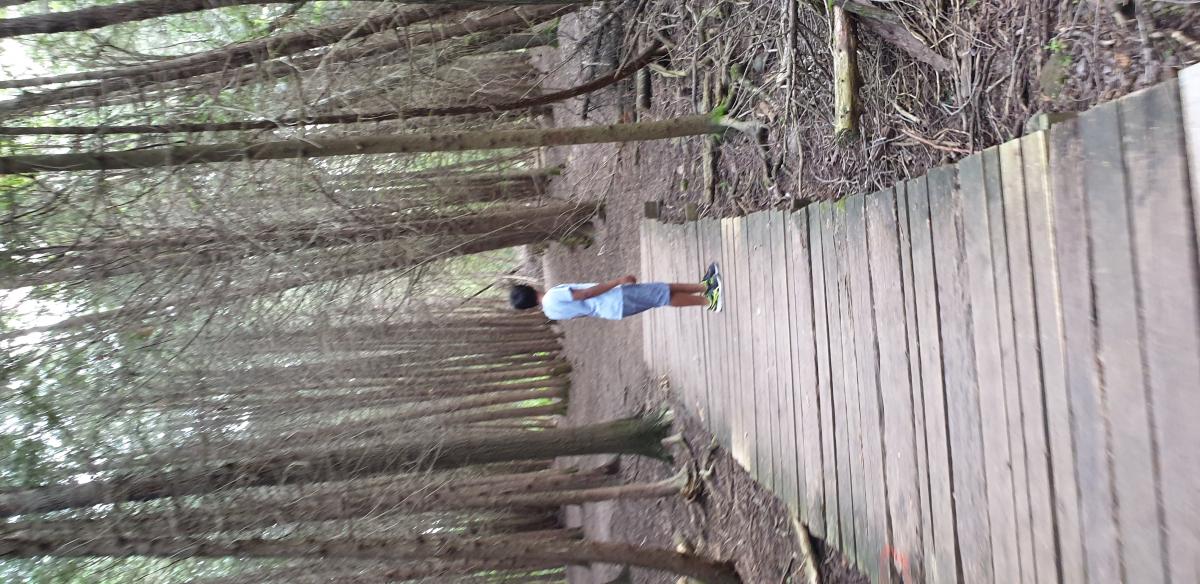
[960,150,1021,584]
[1121,81,1200,584]
[866,187,922,582]
[1022,130,1086,584]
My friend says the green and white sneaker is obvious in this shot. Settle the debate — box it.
[701,262,722,312]
[701,262,719,292]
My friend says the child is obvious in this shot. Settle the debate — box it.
[509,264,722,321]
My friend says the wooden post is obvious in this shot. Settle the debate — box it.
[832,6,859,141]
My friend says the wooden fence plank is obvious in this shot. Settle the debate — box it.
[683,220,702,414]
[810,204,840,545]
[720,218,737,449]
[651,220,666,373]
[960,149,1021,584]
[1055,111,1124,581]
[1166,66,1200,584]
[700,219,721,433]
[996,139,1037,584]
[1121,80,1200,584]
[743,212,766,483]
[771,211,800,511]
[907,174,961,584]
[822,202,856,555]
[673,224,688,387]
[725,217,746,467]
[929,165,993,584]
[835,200,868,568]
[757,212,780,491]
[736,215,758,472]
[1022,130,1086,584]
[1184,64,1200,287]
[1003,129,1060,584]
[641,220,654,368]
[897,180,933,582]
[847,192,890,583]
[867,187,924,583]
[789,208,824,533]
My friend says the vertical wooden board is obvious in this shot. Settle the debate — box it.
[700,219,721,432]
[719,218,737,449]
[835,199,871,571]
[1182,65,1200,276]
[760,212,777,493]
[995,140,1037,584]
[960,150,1022,584]
[1003,134,1059,584]
[898,180,934,581]
[696,221,711,421]
[684,221,703,414]
[722,218,737,458]
[646,220,662,371]
[680,222,696,410]
[808,204,839,543]
[1023,130,1087,584]
[822,202,856,556]
[725,217,746,465]
[929,165,993,584]
[676,225,690,387]
[657,225,676,383]
[663,225,682,399]
[907,175,961,584]
[1121,81,1200,584]
[754,212,778,491]
[846,192,890,582]
[656,222,673,378]
[1055,112,1123,581]
[741,213,763,482]
[641,220,653,368]
[787,209,821,530]
[770,212,791,500]
[673,225,689,388]
[867,187,924,582]
[736,215,758,472]
[771,211,801,511]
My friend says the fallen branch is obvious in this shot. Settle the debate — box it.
[802,0,953,73]
[791,514,821,584]
[831,5,859,141]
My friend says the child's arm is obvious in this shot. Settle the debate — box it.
[571,275,636,300]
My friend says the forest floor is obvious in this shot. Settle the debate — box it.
[537,2,1198,583]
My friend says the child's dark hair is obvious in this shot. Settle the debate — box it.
[509,285,539,310]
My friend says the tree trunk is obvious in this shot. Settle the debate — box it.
[0,0,587,39]
[0,5,573,114]
[13,466,641,537]
[0,115,725,174]
[0,5,460,88]
[0,532,740,584]
[0,412,673,517]
[0,41,659,135]
[0,0,306,38]
[0,205,596,339]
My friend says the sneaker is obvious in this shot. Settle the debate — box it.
[705,270,723,313]
[700,262,720,295]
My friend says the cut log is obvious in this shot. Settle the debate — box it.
[832,6,859,141]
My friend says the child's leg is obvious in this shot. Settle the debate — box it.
[669,292,709,307]
[668,283,706,294]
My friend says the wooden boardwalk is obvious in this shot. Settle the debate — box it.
[640,70,1200,583]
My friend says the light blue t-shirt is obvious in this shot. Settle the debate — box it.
[542,283,624,320]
